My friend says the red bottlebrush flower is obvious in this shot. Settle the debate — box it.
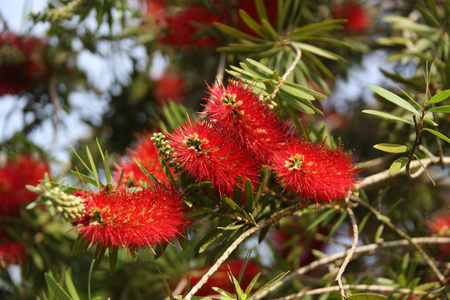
[115,133,173,187]
[187,258,260,296]
[272,139,358,203]
[74,184,190,252]
[139,0,166,18]
[428,211,450,256]
[204,80,287,164]
[333,1,369,33]
[153,72,185,105]
[159,5,225,49]
[0,155,50,216]
[0,32,49,96]
[168,118,260,197]
[0,230,27,268]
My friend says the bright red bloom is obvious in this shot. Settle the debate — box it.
[139,0,166,18]
[159,5,225,49]
[333,1,369,33]
[74,184,190,252]
[168,118,260,197]
[0,155,50,216]
[428,212,450,256]
[0,230,27,268]
[204,80,287,164]
[115,133,173,187]
[153,72,185,105]
[187,258,260,296]
[0,32,49,96]
[272,140,358,203]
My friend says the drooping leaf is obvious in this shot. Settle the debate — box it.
[388,157,409,174]
[422,128,450,144]
[362,110,414,125]
[369,85,420,115]
[428,89,450,104]
[373,143,408,153]
[427,105,450,113]
[44,273,72,300]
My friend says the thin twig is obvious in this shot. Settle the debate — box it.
[358,156,450,188]
[252,236,450,299]
[269,42,302,101]
[335,201,358,299]
[183,203,303,300]
[350,196,447,285]
[272,284,427,300]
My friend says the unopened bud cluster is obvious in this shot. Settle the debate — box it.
[258,95,278,110]
[151,132,179,168]
[32,182,86,223]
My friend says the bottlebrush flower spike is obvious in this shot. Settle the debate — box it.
[0,229,27,269]
[72,184,190,253]
[0,155,49,216]
[204,80,287,164]
[115,132,173,187]
[168,118,260,197]
[333,1,369,33]
[159,5,225,49]
[153,71,185,105]
[428,212,450,256]
[0,32,49,96]
[272,139,358,203]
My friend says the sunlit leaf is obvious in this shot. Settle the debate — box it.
[373,143,408,153]
[427,105,450,113]
[362,110,413,125]
[422,128,450,144]
[369,86,420,115]
[389,157,409,174]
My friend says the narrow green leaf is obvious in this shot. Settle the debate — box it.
[199,232,225,253]
[69,143,93,175]
[292,19,346,35]
[370,85,420,115]
[280,84,315,100]
[104,151,112,185]
[296,42,343,61]
[251,271,290,298]
[327,211,347,241]
[427,105,450,113]
[347,294,387,300]
[64,270,80,300]
[392,84,422,109]
[255,0,268,21]
[70,170,98,186]
[422,118,438,126]
[158,267,175,300]
[388,157,409,174]
[374,224,385,243]
[44,273,72,300]
[245,273,261,296]
[363,110,414,124]
[109,248,118,274]
[422,128,450,144]
[85,146,101,188]
[261,18,279,39]
[213,23,265,43]
[246,58,274,74]
[306,209,335,231]
[244,179,254,213]
[239,9,268,38]
[134,159,157,184]
[373,143,408,153]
